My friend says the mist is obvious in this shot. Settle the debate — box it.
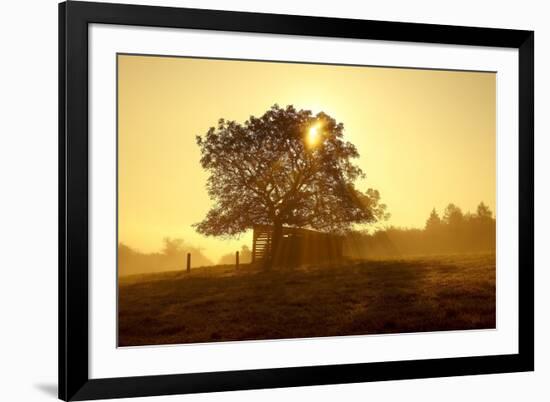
[344,202,495,259]
[118,237,213,277]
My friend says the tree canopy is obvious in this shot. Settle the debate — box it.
[194,104,387,240]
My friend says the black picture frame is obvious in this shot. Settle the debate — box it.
[59,1,534,400]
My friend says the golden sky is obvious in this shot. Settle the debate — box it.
[118,54,496,263]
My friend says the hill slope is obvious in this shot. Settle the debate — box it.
[118,253,495,346]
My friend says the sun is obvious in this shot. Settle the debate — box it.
[307,123,321,147]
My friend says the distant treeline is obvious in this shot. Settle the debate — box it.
[344,202,495,259]
[118,238,213,276]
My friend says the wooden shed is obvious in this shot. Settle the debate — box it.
[252,224,344,267]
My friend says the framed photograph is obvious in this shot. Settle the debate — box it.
[59,1,534,400]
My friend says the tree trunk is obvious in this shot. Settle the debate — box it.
[265,221,283,269]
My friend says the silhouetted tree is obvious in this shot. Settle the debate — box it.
[443,203,464,226]
[162,237,185,256]
[425,208,442,230]
[476,202,493,219]
[195,104,387,268]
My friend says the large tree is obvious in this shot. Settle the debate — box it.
[194,104,387,266]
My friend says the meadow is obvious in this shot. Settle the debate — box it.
[118,253,495,347]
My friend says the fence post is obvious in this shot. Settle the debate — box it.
[186,253,191,273]
[236,251,239,270]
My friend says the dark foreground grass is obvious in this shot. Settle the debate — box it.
[118,253,495,346]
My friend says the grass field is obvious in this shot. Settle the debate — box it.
[118,253,495,347]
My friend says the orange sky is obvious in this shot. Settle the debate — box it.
[118,54,496,263]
